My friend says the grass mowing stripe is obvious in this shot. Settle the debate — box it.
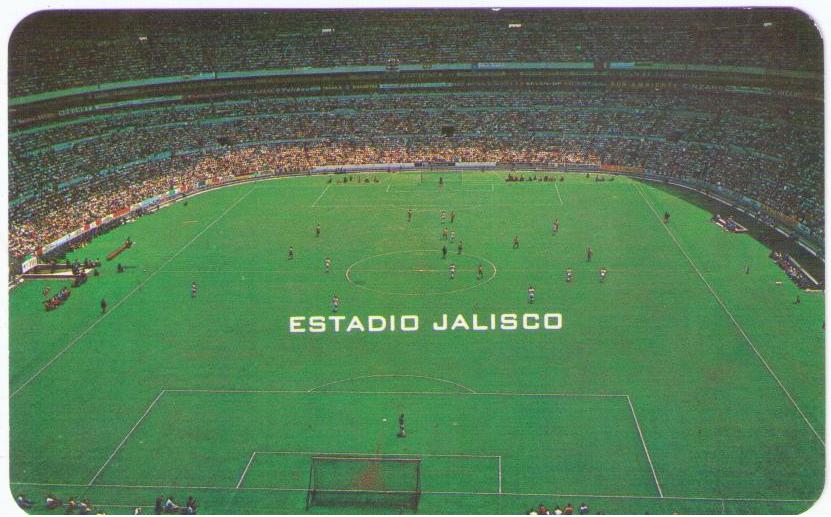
[633,182,824,446]
[9,186,255,400]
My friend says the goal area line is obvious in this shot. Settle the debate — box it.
[236,450,503,493]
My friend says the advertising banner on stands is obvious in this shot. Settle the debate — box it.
[21,256,38,273]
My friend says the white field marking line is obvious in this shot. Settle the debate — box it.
[344,249,498,297]
[310,204,484,210]
[634,183,825,446]
[89,504,156,509]
[163,388,627,398]
[10,187,256,400]
[236,452,257,489]
[626,395,663,498]
[310,183,331,207]
[156,266,705,275]
[87,390,167,486]
[390,188,494,193]
[8,482,816,503]
[498,455,503,495]
[341,267,472,272]
[554,181,564,206]
[788,256,820,287]
[386,183,391,192]
[308,374,477,393]
[256,451,499,459]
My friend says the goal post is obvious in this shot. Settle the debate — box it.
[306,455,422,510]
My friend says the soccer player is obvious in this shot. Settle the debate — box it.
[477,263,484,280]
[324,257,332,273]
[100,298,107,313]
[794,295,801,305]
[407,208,413,222]
[332,294,340,313]
[566,268,574,283]
[191,281,198,298]
[440,210,446,224]
[449,263,456,280]
[442,245,448,259]
[599,267,608,282]
[398,413,406,438]
[586,246,593,262]
[439,177,444,188]
[458,240,464,255]
[450,210,456,224]
[528,285,536,304]
[664,211,671,224]
[288,246,294,260]
[552,218,559,235]
[450,230,456,242]
[442,227,449,240]
[42,286,50,298]
[315,223,321,238]
[513,235,520,249]
[745,264,750,274]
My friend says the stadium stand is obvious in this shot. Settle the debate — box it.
[9,9,822,96]
[8,9,823,273]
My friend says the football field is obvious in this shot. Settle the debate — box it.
[9,171,824,514]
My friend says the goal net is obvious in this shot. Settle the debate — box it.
[306,455,422,510]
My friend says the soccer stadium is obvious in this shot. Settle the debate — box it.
[5,8,826,515]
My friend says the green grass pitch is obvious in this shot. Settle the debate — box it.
[9,171,824,514]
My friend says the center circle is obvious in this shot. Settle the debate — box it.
[345,250,497,296]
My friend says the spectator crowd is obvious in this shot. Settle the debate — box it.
[14,492,198,514]
[9,9,821,97]
[9,90,823,259]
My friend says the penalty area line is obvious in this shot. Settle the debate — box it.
[626,395,663,498]
[87,390,167,486]
[310,184,331,207]
[634,183,824,446]
[554,182,564,206]
[9,187,256,400]
[236,452,257,489]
